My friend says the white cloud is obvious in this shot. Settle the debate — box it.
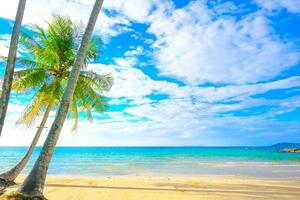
[192,76,300,102]
[0,35,11,57]
[124,46,144,57]
[1,0,299,86]
[113,57,138,68]
[255,0,300,13]
[104,0,158,22]
[0,0,131,40]
[2,61,300,146]
[90,60,300,103]
[0,0,159,35]
[89,63,167,98]
[214,1,239,14]
[112,46,145,67]
[85,59,300,145]
[147,1,300,85]
[1,0,300,146]
[0,34,25,57]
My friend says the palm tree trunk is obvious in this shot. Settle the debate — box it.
[0,104,51,183]
[0,0,26,136]
[18,0,104,198]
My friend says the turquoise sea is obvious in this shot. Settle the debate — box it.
[1,147,300,179]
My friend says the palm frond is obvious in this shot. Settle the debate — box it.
[20,31,43,53]
[75,79,108,113]
[17,57,52,69]
[18,83,49,126]
[79,71,113,91]
[13,68,49,92]
[14,14,113,130]
[18,80,61,126]
[85,38,99,64]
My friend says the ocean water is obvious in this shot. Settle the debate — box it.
[0,147,300,179]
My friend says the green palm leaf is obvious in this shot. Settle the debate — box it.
[13,68,49,92]
[79,71,113,91]
[12,14,113,130]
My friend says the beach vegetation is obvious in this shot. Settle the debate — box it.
[0,13,112,188]
[16,0,106,198]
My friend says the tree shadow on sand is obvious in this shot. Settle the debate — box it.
[0,178,16,195]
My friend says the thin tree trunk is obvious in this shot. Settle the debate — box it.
[0,0,26,136]
[18,0,104,198]
[0,104,51,183]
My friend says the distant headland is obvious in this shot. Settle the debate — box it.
[271,143,300,153]
[270,142,300,148]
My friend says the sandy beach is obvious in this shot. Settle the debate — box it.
[2,175,299,200]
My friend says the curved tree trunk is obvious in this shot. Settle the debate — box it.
[18,0,104,198]
[0,0,26,136]
[0,104,51,183]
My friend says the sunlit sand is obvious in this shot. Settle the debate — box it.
[3,175,299,200]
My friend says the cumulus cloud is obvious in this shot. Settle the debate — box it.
[0,34,23,58]
[192,76,300,102]
[1,0,300,146]
[255,0,300,13]
[83,55,300,145]
[88,63,176,98]
[0,0,131,40]
[0,35,11,57]
[2,61,300,146]
[147,1,300,85]
[104,0,158,22]
[124,46,144,57]
[92,59,300,103]
[89,61,300,113]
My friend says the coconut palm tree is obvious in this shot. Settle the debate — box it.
[0,0,27,136]
[0,13,112,188]
[16,1,106,198]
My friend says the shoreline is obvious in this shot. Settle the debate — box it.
[15,170,300,181]
[4,175,300,200]
[7,160,299,181]
[2,160,299,182]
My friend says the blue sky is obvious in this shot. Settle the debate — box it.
[0,0,299,146]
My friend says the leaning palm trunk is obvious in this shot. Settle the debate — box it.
[0,104,51,184]
[0,0,26,136]
[17,0,104,198]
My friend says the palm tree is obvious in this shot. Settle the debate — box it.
[0,0,27,136]
[0,13,112,188]
[16,0,106,198]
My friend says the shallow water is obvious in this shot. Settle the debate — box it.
[0,147,300,179]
